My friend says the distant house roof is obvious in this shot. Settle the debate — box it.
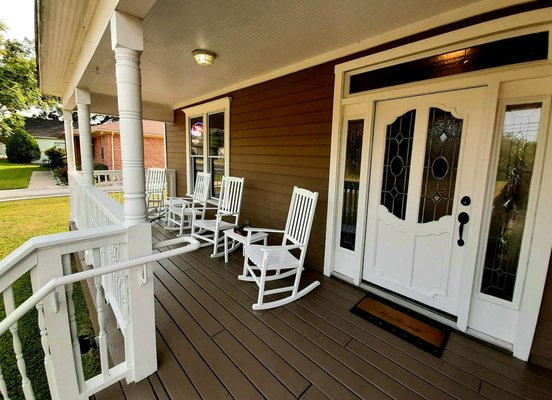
[93,120,164,135]
[24,118,65,139]
[66,120,165,138]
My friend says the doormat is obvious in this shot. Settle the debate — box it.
[351,292,450,357]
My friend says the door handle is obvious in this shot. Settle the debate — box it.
[457,212,470,247]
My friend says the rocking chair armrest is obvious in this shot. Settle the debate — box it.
[216,212,238,218]
[260,244,304,253]
[244,227,284,234]
[167,197,192,206]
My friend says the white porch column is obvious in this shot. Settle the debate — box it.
[111,11,147,225]
[75,88,94,185]
[111,10,156,383]
[62,109,76,172]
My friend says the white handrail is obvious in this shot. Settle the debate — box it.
[0,236,199,336]
[0,226,127,277]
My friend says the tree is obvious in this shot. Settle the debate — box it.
[6,128,40,163]
[0,20,57,143]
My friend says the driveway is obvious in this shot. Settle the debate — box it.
[0,171,69,202]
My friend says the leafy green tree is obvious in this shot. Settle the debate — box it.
[0,20,57,143]
[6,128,40,163]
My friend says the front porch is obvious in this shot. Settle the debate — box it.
[94,221,552,400]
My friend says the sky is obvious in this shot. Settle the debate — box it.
[0,0,35,41]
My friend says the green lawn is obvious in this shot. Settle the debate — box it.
[0,159,49,190]
[0,197,100,399]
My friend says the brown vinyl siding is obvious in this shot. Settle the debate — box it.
[166,64,335,271]
[166,110,188,196]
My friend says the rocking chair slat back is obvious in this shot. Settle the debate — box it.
[219,177,244,215]
[146,168,166,193]
[284,187,318,250]
[193,172,211,203]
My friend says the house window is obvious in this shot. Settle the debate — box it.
[184,97,231,199]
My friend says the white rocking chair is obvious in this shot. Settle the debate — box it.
[145,168,166,218]
[166,172,211,236]
[191,176,245,257]
[239,186,319,310]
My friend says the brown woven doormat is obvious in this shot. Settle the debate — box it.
[351,292,450,357]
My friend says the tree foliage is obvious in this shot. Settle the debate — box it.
[0,20,57,142]
[6,129,40,163]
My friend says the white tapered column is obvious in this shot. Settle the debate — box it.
[111,10,156,383]
[112,12,147,225]
[75,89,94,185]
[63,110,76,172]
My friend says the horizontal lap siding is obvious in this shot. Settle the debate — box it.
[167,64,335,272]
[166,110,188,196]
[231,64,334,271]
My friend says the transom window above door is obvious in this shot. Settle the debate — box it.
[183,97,231,200]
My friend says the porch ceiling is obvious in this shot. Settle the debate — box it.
[38,0,529,121]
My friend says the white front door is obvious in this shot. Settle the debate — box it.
[363,87,488,317]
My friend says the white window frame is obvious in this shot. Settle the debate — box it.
[183,97,231,201]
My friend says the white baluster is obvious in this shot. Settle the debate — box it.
[62,254,85,389]
[0,365,10,400]
[94,276,109,378]
[36,302,57,400]
[3,287,34,400]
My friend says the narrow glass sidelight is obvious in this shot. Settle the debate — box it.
[380,110,416,220]
[481,103,543,301]
[208,112,225,198]
[418,108,463,223]
[340,119,363,250]
[190,116,204,182]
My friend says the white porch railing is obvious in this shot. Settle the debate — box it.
[93,169,176,202]
[0,170,198,399]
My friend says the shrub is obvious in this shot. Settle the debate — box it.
[93,162,108,170]
[45,146,67,169]
[6,129,41,163]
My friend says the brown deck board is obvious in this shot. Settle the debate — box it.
[147,374,170,400]
[213,329,297,400]
[154,333,200,400]
[96,222,552,400]
[155,278,264,400]
[157,256,311,397]
[94,382,126,399]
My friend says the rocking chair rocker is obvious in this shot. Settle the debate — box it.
[239,186,319,310]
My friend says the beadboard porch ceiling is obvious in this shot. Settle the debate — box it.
[38,0,529,121]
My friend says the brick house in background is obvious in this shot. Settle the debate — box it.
[64,120,166,169]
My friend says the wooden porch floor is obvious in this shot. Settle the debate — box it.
[94,222,552,400]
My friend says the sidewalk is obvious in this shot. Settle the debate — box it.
[0,171,70,202]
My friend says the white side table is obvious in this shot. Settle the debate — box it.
[223,229,268,263]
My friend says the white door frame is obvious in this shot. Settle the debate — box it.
[324,11,552,360]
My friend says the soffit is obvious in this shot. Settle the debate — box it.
[40,0,531,117]
[37,0,101,96]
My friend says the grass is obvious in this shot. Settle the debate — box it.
[0,159,49,190]
[0,197,100,399]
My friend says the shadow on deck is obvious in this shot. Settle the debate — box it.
[93,222,552,400]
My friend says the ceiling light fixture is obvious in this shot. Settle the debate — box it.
[192,49,216,66]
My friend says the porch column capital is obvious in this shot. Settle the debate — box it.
[74,88,91,105]
[110,11,143,52]
[62,109,76,173]
[75,91,94,186]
